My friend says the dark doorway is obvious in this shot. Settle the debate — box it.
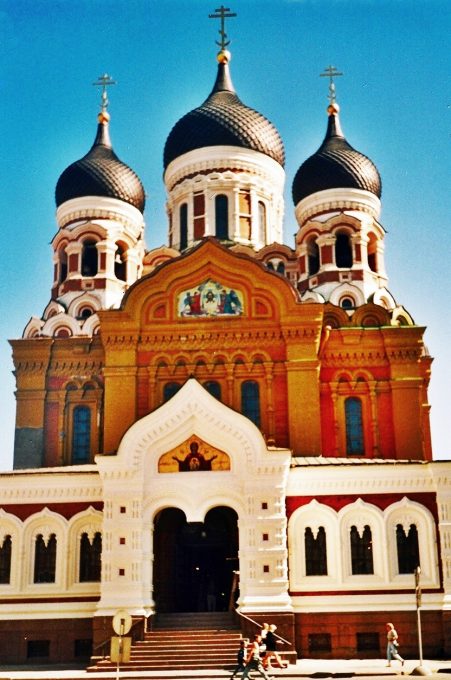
[153,506,238,613]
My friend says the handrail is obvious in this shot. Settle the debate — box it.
[235,609,292,646]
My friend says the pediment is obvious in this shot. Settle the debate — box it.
[118,238,302,326]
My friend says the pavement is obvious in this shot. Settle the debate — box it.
[0,658,450,679]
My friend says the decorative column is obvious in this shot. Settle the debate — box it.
[65,242,82,277]
[96,239,115,276]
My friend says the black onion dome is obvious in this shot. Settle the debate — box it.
[55,113,145,212]
[163,53,285,169]
[292,104,381,206]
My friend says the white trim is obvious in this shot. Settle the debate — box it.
[56,196,144,230]
[164,146,285,191]
[295,188,381,225]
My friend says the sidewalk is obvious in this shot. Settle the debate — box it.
[0,658,450,679]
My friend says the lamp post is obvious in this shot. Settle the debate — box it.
[411,566,432,676]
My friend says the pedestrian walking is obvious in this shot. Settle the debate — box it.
[240,634,274,680]
[386,622,405,669]
[231,638,248,678]
[262,624,287,669]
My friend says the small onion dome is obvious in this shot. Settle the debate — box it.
[55,111,145,212]
[292,102,381,206]
[163,50,285,169]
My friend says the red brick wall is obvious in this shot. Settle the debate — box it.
[295,609,446,659]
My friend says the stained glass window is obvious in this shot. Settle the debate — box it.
[72,406,91,464]
[345,397,364,455]
[241,380,260,427]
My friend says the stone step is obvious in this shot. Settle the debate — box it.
[87,616,242,673]
[145,630,241,637]
[88,660,236,671]
[154,612,237,630]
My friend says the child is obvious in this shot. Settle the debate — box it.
[231,638,248,678]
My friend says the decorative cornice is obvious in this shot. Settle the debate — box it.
[295,188,381,227]
[56,196,144,230]
[287,461,441,496]
[48,359,104,376]
[164,146,285,193]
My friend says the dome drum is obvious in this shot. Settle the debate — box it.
[294,187,381,227]
[165,147,285,251]
[56,195,146,233]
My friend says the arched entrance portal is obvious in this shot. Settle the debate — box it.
[153,506,238,613]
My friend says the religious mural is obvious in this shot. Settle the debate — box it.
[178,279,243,317]
[158,436,230,473]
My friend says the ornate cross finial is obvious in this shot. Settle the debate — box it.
[93,73,116,112]
[208,5,237,50]
[320,65,343,104]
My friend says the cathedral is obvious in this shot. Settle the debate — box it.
[2,8,450,666]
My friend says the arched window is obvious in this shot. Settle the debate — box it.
[345,397,364,455]
[277,261,285,275]
[0,535,12,584]
[163,382,181,402]
[81,240,98,276]
[305,527,327,576]
[58,248,67,283]
[396,523,420,574]
[340,296,355,310]
[72,406,91,464]
[367,234,378,272]
[241,380,260,427]
[180,203,188,251]
[307,238,320,275]
[203,381,221,400]
[215,194,229,240]
[55,327,71,338]
[258,201,266,243]
[350,525,373,574]
[78,306,94,320]
[114,244,126,281]
[335,232,353,268]
[266,261,274,271]
[79,532,102,582]
[34,533,57,583]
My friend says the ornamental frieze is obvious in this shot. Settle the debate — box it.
[138,329,284,350]
[321,350,388,367]
[13,361,48,375]
[49,359,103,375]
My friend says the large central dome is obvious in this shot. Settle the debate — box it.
[163,51,285,170]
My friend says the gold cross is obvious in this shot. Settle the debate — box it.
[208,5,237,50]
[320,65,343,104]
[92,73,116,112]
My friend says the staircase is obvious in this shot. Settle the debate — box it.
[87,611,242,673]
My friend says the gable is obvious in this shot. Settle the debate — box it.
[116,238,304,327]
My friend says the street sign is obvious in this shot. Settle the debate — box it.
[112,610,132,636]
[110,635,131,663]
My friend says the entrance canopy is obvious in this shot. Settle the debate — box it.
[95,379,292,615]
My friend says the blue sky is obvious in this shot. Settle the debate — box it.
[0,0,450,469]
